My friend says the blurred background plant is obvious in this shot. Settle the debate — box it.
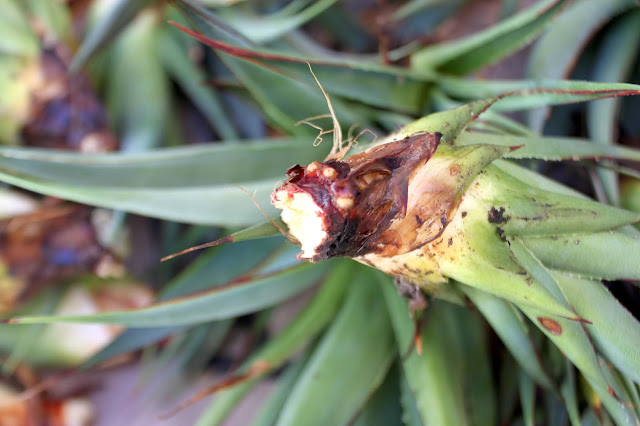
[0,0,639,425]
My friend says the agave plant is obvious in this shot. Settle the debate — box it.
[1,0,640,425]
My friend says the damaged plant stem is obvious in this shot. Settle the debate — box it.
[271,91,640,323]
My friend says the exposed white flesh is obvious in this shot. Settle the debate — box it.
[272,189,327,260]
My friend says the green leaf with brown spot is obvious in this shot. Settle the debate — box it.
[551,272,640,384]
[519,303,639,426]
[434,180,579,320]
[483,166,640,236]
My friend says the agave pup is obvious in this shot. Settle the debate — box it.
[271,92,640,323]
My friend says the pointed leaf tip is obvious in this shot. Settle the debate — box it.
[161,235,235,262]
[162,220,284,262]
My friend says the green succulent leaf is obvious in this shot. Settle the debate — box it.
[0,287,62,369]
[157,28,238,140]
[0,139,323,187]
[399,366,424,426]
[439,78,640,110]
[108,9,170,151]
[485,167,640,236]
[8,261,328,327]
[493,160,586,199]
[622,179,640,215]
[217,0,339,43]
[460,285,555,390]
[411,0,568,75]
[520,302,639,426]
[169,20,432,115]
[506,237,569,306]
[352,363,403,426]
[0,139,327,226]
[522,231,640,280]
[551,272,640,384]
[196,260,351,425]
[277,267,395,426]
[509,237,640,420]
[0,0,39,56]
[519,370,536,426]
[560,360,582,426]
[23,0,71,43]
[526,0,638,131]
[248,352,309,426]
[83,238,283,367]
[527,0,635,81]
[434,176,580,320]
[383,279,493,426]
[451,297,497,426]
[390,98,497,143]
[586,10,640,204]
[459,132,640,162]
[172,0,365,134]
[71,0,155,72]
[504,236,637,422]
[82,326,182,369]
[506,244,638,423]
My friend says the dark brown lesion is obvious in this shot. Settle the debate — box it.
[394,277,427,318]
[277,132,442,261]
[488,206,510,224]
